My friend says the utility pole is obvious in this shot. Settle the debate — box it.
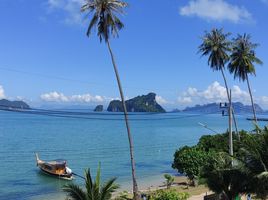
[220,90,234,158]
[228,90,233,157]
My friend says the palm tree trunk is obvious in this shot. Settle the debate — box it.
[220,68,239,139]
[246,73,258,124]
[107,40,139,200]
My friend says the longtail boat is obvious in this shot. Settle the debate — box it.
[35,153,73,180]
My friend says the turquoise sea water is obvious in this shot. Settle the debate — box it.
[0,110,267,200]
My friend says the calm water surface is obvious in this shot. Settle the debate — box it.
[0,111,266,200]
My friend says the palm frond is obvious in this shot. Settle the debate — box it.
[228,33,262,81]
[84,169,94,199]
[198,28,231,71]
[63,183,87,200]
[81,0,128,43]
[100,177,119,200]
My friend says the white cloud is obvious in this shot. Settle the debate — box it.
[0,85,6,99]
[178,96,192,104]
[260,96,268,107]
[69,94,104,103]
[156,95,168,105]
[47,0,85,24]
[41,91,69,102]
[177,81,252,106]
[179,0,252,23]
[40,91,105,103]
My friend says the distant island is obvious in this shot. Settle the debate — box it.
[107,93,166,113]
[176,102,264,114]
[94,105,103,112]
[0,99,30,109]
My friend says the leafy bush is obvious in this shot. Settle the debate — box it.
[172,146,211,185]
[114,191,130,200]
[150,190,189,200]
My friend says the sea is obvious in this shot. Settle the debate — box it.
[0,110,267,200]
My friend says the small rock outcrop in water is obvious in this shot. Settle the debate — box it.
[107,93,166,113]
[0,99,30,109]
[94,105,103,112]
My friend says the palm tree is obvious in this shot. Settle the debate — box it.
[198,28,239,135]
[63,165,119,200]
[164,174,174,189]
[201,153,249,200]
[81,1,139,199]
[228,34,263,124]
[239,127,268,199]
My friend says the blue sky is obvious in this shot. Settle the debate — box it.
[0,0,267,109]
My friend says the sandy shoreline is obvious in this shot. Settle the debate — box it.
[30,174,209,200]
[30,174,166,200]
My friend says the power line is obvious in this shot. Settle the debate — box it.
[0,107,221,121]
[0,67,176,95]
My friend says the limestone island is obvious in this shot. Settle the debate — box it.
[107,93,166,113]
[94,105,104,112]
[0,99,30,109]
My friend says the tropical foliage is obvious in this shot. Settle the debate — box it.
[238,127,268,199]
[164,174,174,189]
[63,165,119,200]
[149,190,189,200]
[201,153,249,200]
[173,127,268,199]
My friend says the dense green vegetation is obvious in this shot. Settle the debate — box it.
[172,146,211,186]
[173,127,268,199]
[148,190,189,200]
[63,164,119,200]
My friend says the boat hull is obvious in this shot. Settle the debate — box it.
[39,167,73,180]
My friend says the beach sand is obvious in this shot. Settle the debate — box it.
[30,174,210,200]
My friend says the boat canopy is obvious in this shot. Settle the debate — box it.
[46,159,67,168]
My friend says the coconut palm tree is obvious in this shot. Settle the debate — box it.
[228,34,263,124]
[198,28,239,135]
[81,0,139,199]
[63,165,119,200]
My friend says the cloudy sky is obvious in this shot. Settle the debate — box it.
[0,0,267,109]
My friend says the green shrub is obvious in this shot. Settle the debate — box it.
[172,146,212,185]
[164,174,174,189]
[150,189,189,200]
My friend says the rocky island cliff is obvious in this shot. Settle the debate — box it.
[0,99,30,109]
[107,93,166,113]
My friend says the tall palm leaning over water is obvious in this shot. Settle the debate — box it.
[198,28,239,135]
[228,34,263,124]
[81,0,139,199]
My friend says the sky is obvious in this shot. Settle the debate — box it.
[0,0,268,110]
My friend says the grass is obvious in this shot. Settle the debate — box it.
[172,176,209,197]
